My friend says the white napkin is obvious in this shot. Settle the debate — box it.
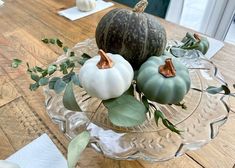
[6,134,67,168]
[205,36,224,59]
[0,0,4,6]
[58,0,114,21]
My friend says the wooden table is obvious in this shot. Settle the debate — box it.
[0,0,235,167]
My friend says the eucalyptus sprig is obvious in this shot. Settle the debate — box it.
[11,38,93,168]
[148,102,181,134]
[192,84,233,96]
[136,87,181,134]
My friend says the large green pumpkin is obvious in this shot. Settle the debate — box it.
[95,0,167,70]
[137,55,191,104]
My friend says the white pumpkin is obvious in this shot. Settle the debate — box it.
[76,0,96,12]
[0,160,20,168]
[79,50,134,100]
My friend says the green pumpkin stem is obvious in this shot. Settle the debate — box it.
[97,49,114,69]
[133,0,148,13]
[159,58,176,78]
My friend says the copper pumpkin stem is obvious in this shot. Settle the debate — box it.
[194,33,201,42]
[97,49,113,69]
[159,58,176,78]
[133,0,148,13]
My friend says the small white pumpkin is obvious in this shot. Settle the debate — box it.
[0,160,20,168]
[76,0,96,12]
[79,50,134,100]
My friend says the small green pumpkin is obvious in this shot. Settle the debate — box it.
[95,0,167,70]
[181,32,209,55]
[137,56,191,104]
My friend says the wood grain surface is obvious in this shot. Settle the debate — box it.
[0,0,235,168]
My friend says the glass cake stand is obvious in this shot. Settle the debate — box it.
[43,38,231,161]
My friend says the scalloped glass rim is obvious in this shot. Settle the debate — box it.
[43,38,231,162]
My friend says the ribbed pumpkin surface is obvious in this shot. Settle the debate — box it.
[95,8,167,70]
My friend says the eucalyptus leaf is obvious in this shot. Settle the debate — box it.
[49,38,55,44]
[49,77,60,89]
[63,46,69,53]
[48,65,57,75]
[56,38,63,47]
[81,53,92,59]
[103,95,147,127]
[206,86,223,94]
[35,66,44,72]
[72,74,80,86]
[31,73,40,82]
[11,59,22,68]
[67,131,90,168]
[162,119,181,134]
[29,83,39,91]
[60,62,68,74]
[54,78,66,94]
[154,110,165,126]
[154,110,181,134]
[63,72,75,83]
[41,38,49,44]
[63,82,81,111]
[42,70,48,77]
[206,86,230,95]
[70,51,75,57]
[124,85,134,96]
[78,53,92,65]
[141,96,149,111]
[38,77,49,86]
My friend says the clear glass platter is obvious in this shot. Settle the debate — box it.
[43,38,231,161]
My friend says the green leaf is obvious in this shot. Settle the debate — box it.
[70,51,75,57]
[38,77,49,86]
[72,74,80,86]
[26,62,32,73]
[162,119,181,134]
[49,38,56,44]
[49,77,60,89]
[154,110,181,134]
[56,39,63,47]
[29,83,39,91]
[154,110,165,126]
[78,53,92,65]
[62,72,75,83]
[81,53,92,59]
[47,65,57,75]
[11,59,22,68]
[54,78,66,94]
[41,38,49,44]
[206,85,230,95]
[63,82,82,111]
[174,102,187,110]
[63,82,81,111]
[142,96,149,111]
[35,66,44,72]
[63,46,69,53]
[60,62,68,74]
[123,85,134,96]
[41,70,48,77]
[67,131,90,168]
[31,73,40,82]
[206,86,223,94]
[103,95,147,127]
